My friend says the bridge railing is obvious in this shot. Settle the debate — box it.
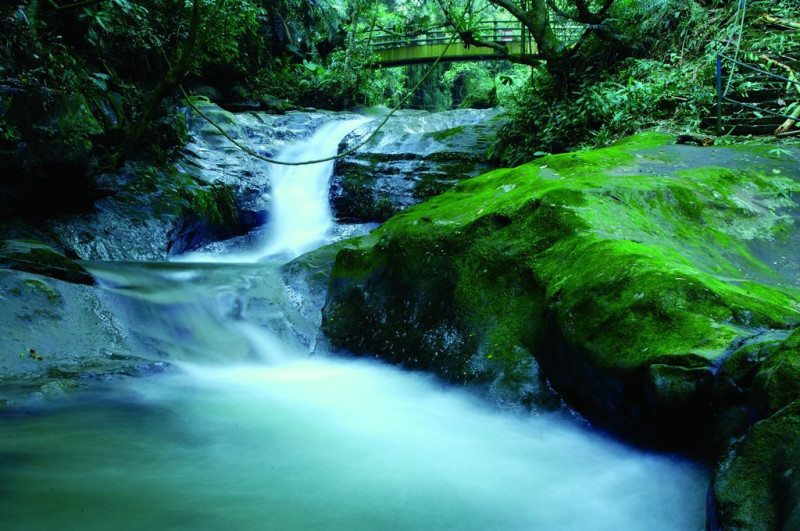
[372,20,524,50]
[371,20,585,53]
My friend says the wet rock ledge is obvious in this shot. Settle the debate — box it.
[0,240,165,407]
[330,108,506,221]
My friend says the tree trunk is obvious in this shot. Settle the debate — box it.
[344,0,363,72]
[490,0,568,83]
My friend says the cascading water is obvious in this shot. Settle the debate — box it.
[260,118,368,258]
[175,117,368,264]
[0,116,710,530]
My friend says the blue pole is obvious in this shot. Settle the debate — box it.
[716,54,723,136]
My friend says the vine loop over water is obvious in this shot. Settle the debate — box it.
[181,35,458,167]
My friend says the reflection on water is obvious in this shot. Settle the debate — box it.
[1,355,707,530]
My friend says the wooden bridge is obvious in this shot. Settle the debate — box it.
[371,21,582,67]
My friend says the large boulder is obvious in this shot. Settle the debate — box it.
[710,398,800,530]
[330,108,506,222]
[31,162,242,260]
[319,132,800,523]
[709,328,800,529]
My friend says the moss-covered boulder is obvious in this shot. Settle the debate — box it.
[704,325,800,527]
[751,328,800,418]
[0,239,93,284]
[322,132,800,438]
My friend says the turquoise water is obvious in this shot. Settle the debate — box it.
[0,345,708,530]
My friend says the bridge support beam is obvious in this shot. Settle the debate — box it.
[374,41,533,68]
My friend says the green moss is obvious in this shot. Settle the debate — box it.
[23,279,62,304]
[323,132,800,438]
[751,329,800,419]
[0,240,94,285]
[712,399,800,530]
[186,182,238,228]
[610,131,674,149]
[193,100,238,137]
[427,126,465,142]
[413,175,452,199]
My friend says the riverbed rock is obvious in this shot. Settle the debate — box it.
[33,161,243,260]
[710,398,800,530]
[330,108,506,222]
[0,250,170,408]
[0,239,93,285]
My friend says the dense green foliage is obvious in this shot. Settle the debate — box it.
[490,0,800,164]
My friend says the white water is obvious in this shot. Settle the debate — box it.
[0,117,710,529]
[0,354,708,530]
[175,117,367,263]
[260,118,368,258]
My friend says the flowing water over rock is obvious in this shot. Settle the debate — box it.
[0,117,710,529]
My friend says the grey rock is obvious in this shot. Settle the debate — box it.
[330,108,507,221]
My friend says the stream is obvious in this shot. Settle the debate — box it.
[1,117,709,530]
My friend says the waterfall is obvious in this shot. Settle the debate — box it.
[260,118,368,258]
[172,117,366,263]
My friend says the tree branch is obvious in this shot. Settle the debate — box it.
[572,0,612,25]
[546,0,572,22]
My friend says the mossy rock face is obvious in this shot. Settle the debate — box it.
[1,89,107,218]
[322,132,800,442]
[710,399,800,531]
[7,90,102,167]
[166,181,240,256]
[751,328,800,420]
[0,240,93,285]
[31,162,245,261]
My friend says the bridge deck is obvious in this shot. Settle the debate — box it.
[375,41,534,67]
[371,21,580,67]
